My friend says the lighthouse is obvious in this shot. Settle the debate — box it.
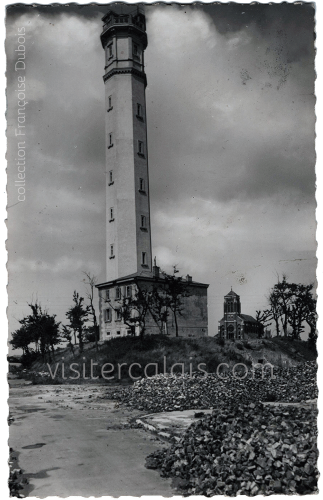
[96,8,209,340]
[100,7,152,281]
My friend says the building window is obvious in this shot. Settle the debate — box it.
[106,331,111,336]
[109,170,114,185]
[108,95,113,112]
[139,178,146,192]
[108,133,113,149]
[141,252,147,266]
[105,289,110,301]
[109,244,115,259]
[227,324,234,340]
[138,140,144,157]
[133,43,139,59]
[116,330,121,335]
[115,287,121,300]
[140,215,147,231]
[104,308,111,323]
[116,309,122,322]
[109,207,114,222]
[126,285,132,298]
[136,103,143,120]
[108,43,113,59]
[127,329,132,335]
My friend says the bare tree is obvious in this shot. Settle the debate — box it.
[15,302,61,362]
[108,283,151,339]
[154,267,191,337]
[265,276,317,341]
[255,309,272,337]
[61,324,75,355]
[82,272,100,351]
[66,291,88,353]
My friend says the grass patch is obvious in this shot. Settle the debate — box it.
[26,334,317,384]
[271,337,317,361]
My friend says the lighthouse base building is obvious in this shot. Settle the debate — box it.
[97,266,208,340]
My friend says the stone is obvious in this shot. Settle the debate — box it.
[272,480,282,492]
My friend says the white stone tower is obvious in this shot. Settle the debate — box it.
[100,7,152,281]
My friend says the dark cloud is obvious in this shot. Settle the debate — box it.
[6,3,105,20]
[214,148,316,204]
[144,3,315,208]
[200,3,315,37]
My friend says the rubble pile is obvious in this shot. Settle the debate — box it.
[146,403,318,496]
[9,448,28,498]
[107,361,317,412]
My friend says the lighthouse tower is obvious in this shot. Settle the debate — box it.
[100,8,152,281]
[96,8,209,340]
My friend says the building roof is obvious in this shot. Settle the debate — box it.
[96,271,149,288]
[218,313,261,325]
[240,314,259,323]
[96,271,209,289]
[102,5,144,20]
[225,289,240,298]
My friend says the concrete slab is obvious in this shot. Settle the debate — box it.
[137,409,213,441]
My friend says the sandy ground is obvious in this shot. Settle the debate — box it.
[8,381,175,497]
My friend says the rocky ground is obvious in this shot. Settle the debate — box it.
[103,361,318,496]
[104,361,317,412]
[8,447,32,498]
[146,403,318,496]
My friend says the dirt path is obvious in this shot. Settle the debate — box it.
[9,382,174,497]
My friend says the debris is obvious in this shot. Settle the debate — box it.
[146,403,318,496]
[106,361,317,413]
[103,360,318,496]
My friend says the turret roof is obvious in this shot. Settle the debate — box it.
[225,289,240,297]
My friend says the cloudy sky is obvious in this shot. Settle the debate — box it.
[6,2,316,341]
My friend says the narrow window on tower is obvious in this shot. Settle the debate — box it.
[139,178,146,193]
[108,43,113,59]
[108,95,113,112]
[108,133,113,149]
[140,215,147,231]
[138,140,144,157]
[136,103,143,120]
[109,170,114,185]
[141,252,147,266]
[109,207,114,222]
[133,43,139,60]
[110,244,115,259]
